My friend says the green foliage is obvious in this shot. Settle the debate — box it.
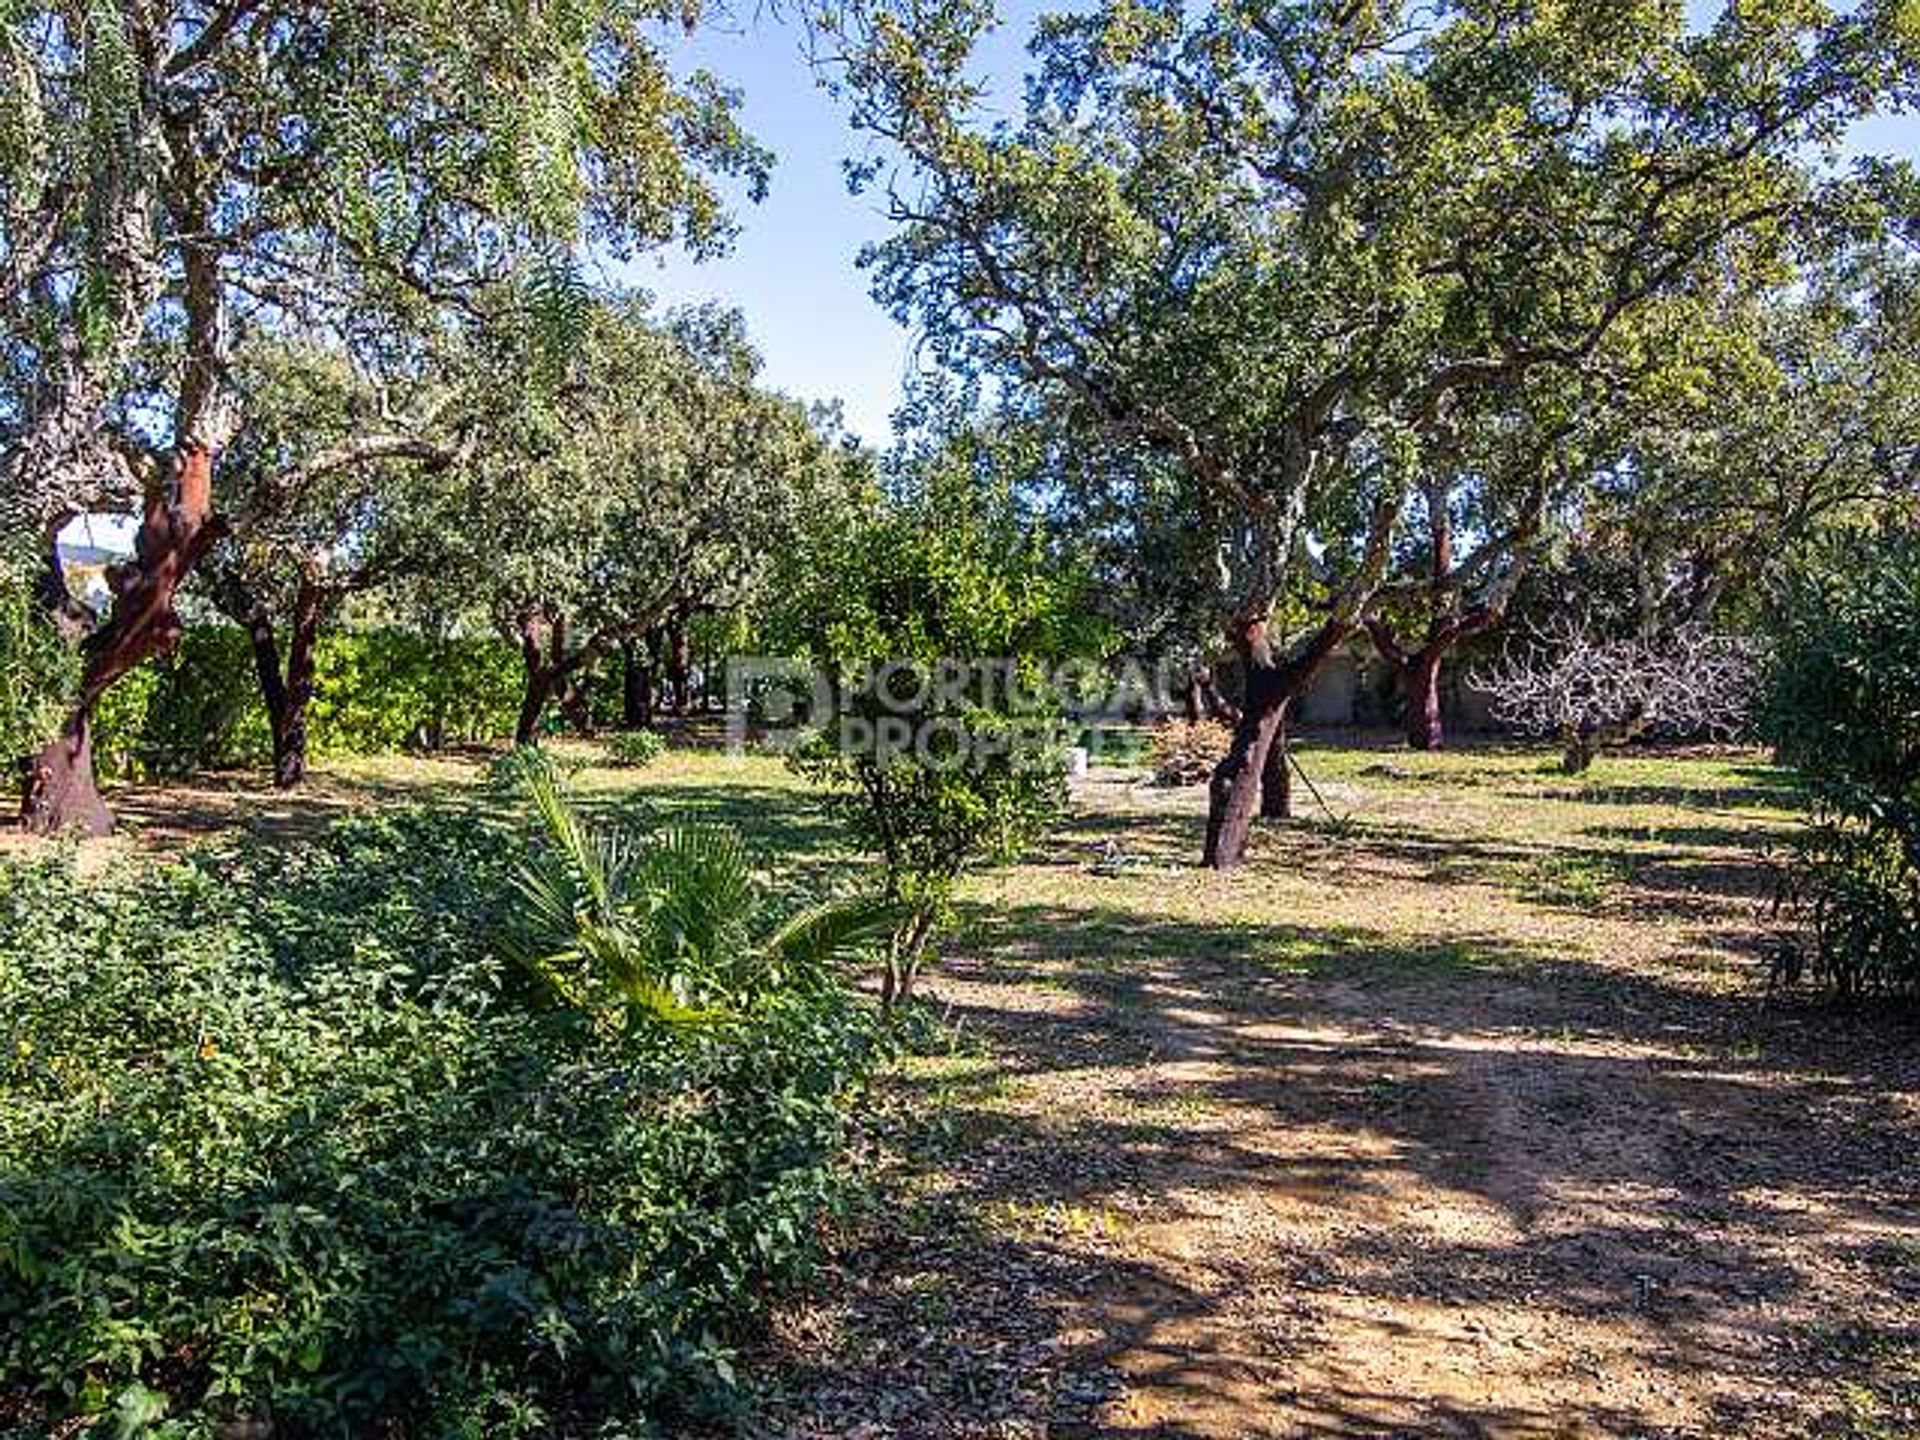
[485,743,584,792]
[609,728,669,768]
[506,767,896,1025]
[92,627,523,778]
[439,293,864,747]
[778,469,1100,1000]
[91,628,266,778]
[0,808,880,1435]
[824,0,1919,640]
[0,549,75,760]
[1769,531,1920,999]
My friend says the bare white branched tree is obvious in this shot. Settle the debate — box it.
[1475,620,1763,774]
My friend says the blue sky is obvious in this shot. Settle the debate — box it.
[629,3,1039,442]
[634,1,1918,446]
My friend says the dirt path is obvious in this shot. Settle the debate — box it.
[741,759,1920,1440]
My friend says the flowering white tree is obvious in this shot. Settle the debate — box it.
[1475,621,1762,774]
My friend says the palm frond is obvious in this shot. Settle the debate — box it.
[524,764,619,915]
[635,825,757,971]
[764,896,901,972]
[501,772,886,1025]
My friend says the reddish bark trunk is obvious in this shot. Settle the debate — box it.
[1203,618,1348,869]
[18,715,113,839]
[234,578,326,789]
[21,448,223,835]
[1365,612,1496,754]
[1362,485,1528,754]
[1402,649,1444,752]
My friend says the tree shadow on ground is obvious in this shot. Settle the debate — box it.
[743,810,1916,1440]
[102,763,483,848]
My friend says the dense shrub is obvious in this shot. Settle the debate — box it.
[1769,533,1920,999]
[0,550,77,762]
[91,627,524,778]
[91,628,267,778]
[0,810,880,1437]
[486,743,585,792]
[1148,720,1233,787]
[608,729,669,768]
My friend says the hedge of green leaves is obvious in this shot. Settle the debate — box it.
[91,628,525,778]
[1769,531,1920,999]
[0,811,880,1437]
[0,551,77,763]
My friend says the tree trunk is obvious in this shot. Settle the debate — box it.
[622,637,656,729]
[19,714,113,839]
[515,672,554,748]
[274,588,323,787]
[1561,730,1596,775]
[1205,702,1284,869]
[560,675,595,737]
[21,448,223,835]
[1260,715,1293,819]
[1203,618,1348,869]
[1402,649,1445,751]
[666,618,692,715]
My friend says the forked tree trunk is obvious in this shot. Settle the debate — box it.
[232,576,331,789]
[511,607,615,746]
[21,448,223,836]
[1203,619,1349,869]
[1366,611,1503,754]
[1363,479,1530,753]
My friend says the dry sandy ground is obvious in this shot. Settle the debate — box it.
[738,753,1919,1440]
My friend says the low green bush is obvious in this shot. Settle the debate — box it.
[0,808,880,1437]
[485,743,585,792]
[92,627,267,778]
[607,729,668,768]
[0,548,78,762]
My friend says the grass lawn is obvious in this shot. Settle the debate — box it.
[38,738,1920,1439]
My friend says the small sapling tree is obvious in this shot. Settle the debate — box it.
[778,462,1100,1006]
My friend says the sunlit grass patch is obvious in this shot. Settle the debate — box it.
[987,1198,1130,1241]
[1513,851,1635,909]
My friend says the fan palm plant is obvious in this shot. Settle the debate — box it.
[504,758,894,1026]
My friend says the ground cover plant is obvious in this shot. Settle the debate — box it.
[0,796,882,1438]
